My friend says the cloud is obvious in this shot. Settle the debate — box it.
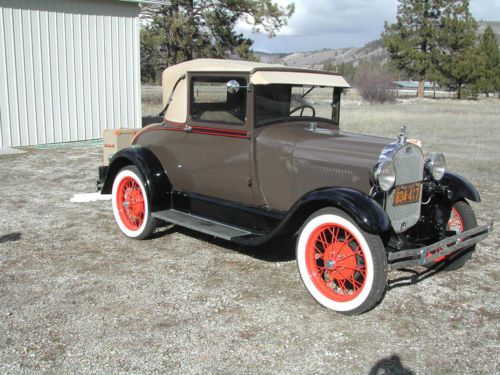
[470,0,500,21]
[236,0,499,53]
[278,0,396,36]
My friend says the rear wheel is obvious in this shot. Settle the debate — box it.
[438,200,477,271]
[112,166,157,240]
[296,208,387,315]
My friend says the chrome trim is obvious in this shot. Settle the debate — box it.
[384,142,424,232]
[378,141,400,163]
[374,160,396,191]
[387,220,493,270]
[397,126,408,145]
[424,153,446,181]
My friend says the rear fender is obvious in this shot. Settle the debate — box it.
[101,146,172,211]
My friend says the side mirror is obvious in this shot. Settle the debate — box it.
[227,80,240,94]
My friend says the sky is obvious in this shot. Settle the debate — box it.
[236,0,500,53]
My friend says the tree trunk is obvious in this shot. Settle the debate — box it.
[418,78,425,98]
[187,0,194,60]
[457,83,462,99]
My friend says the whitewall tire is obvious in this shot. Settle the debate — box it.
[296,208,387,315]
[112,166,157,240]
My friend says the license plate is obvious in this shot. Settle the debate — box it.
[393,183,421,206]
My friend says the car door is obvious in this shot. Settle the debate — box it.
[166,74,254,205]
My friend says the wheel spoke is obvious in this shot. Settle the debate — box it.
[337,278,348,294]
[314,246,325,259]
[336,249,360,263]
[319,230,329,250]
[350,276,363,290]
[341,265,365,273]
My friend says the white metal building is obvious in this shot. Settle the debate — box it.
[0,0,150,148]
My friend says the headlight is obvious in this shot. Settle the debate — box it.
[374,161,396,191]
[425,153,446,181]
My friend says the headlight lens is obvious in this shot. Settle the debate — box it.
[375,161,396,191]
[425,153,446,181]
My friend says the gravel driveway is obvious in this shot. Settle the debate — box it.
[1,101,499,374]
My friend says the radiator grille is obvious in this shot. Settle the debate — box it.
[386,144,424,233]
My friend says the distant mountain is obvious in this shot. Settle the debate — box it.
[254,21,500,70]
[255,39,387,70]
[478,21,500,42]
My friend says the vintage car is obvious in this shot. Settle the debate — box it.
[98,59,492,315]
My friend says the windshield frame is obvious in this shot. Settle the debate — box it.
[253,84,343,128]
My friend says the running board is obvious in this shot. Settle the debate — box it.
[152,209,254,241]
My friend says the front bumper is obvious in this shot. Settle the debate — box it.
[387,220,494,270]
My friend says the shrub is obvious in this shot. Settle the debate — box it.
[354,65,396,103]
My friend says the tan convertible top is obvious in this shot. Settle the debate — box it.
[161,59,350,123]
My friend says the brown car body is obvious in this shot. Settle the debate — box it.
[132,121,388,211]
[99,59,492,314]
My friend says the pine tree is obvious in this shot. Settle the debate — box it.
[474,26,500,97]
[432,1,479,99]
[382,0,442,98]
[139,0,294,83]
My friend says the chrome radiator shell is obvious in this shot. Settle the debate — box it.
[380,142,424,233]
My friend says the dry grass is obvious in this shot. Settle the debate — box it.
[343,100,500,181]
[142,85,163,116]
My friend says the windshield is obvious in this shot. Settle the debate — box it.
[254,84,342,127]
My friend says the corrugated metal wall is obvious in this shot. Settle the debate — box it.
[0,0,141,147]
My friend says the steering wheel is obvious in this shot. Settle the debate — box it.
[290,105,315,117]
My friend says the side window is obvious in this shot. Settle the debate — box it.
[190,77,247,125]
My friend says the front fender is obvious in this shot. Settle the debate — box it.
[442,171,480,203]
[276,188,391,237]
[101,146,171,211]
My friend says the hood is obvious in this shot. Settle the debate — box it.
[293,126,390,169]
[256,122,391,195]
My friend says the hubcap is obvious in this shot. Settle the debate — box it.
[325,259,335,269]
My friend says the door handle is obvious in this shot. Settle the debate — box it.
[184,125,193,133]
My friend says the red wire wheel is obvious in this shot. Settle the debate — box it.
[431,206,466,263]
[297,208,387,315]
[116,176,145,231]
[112,166,157,240]
[305,223,367,302]
[448,207,464,233]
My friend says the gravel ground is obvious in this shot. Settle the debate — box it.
[1,100,499,374]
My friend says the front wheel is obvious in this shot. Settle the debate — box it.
[438,200,477,271]
[296,208,388,315]
[112,166,157,240]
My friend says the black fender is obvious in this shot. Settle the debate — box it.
[442,171,480,203]
[273,188,391,238]
[101,146,172,211]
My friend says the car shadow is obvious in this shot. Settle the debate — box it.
[0,232,22,244]
[155,225,296,263]
[386,263,448,290]
[369,354,415,375]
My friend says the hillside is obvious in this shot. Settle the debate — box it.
[255,21,500,70]
[478,21,500,42]
[255,40,387,70]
